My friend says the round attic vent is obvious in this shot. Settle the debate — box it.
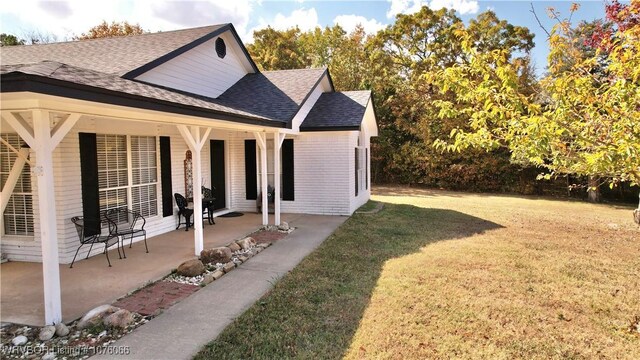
[215,38,226,59]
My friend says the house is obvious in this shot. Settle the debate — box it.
[0,24,377,324]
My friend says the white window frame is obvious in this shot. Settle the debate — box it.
[97,134,159,220]
[1,133,34,237]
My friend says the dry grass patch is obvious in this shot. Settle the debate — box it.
[196,187,639,359]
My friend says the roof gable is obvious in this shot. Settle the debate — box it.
[216,68,327,123]
[300,91,372,131]
[0,24,258,78]
[133,29,255,99]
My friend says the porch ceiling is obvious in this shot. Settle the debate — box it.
[0,213,288,326]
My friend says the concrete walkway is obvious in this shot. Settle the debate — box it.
[93,214,347,360]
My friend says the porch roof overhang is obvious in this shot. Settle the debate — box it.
[0,73,290,132]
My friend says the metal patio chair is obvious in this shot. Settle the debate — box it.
[70,216,120,268]
[104,208,148,257]
[174,193,194,231]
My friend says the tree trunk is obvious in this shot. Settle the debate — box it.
[587,176,601,203]
[634,192,640,225]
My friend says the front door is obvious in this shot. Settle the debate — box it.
[210,140,226,210]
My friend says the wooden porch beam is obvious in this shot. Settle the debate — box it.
[177,125,211,255]
[273,132,286,226]
[49,113,80,149]
[1,111,35,146]
[254,132,268,225]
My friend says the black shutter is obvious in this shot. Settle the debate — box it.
[365,148,368,190]
[355,148,359,196]
[245,140,257,200]
[79,133,100,236]
[282,139,294,201]
[210,140,226,210]
[160,136,173,217]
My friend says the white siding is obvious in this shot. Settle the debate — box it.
[349,130,372,213]
[1,118,364,263]
[134,32,249,99]
[228,131,353,216]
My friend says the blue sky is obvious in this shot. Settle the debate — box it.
[1,1,612,76]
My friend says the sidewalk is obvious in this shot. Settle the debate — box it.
[93,214,347,360]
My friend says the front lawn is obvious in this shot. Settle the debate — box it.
[195,187,640,359]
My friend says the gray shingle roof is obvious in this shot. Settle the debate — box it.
[300,91,371,130]
[0,25,223,76]
[217,68,327,122]
[0,61,273,122]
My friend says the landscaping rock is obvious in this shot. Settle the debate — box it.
[103,309,134,329]
[278,221,290,231]
[211,270,224,280]
[177,259,205,277]
[202,273,215,285]
[41,352,56,360]
[200,247,232,264]
[39,325,56,341]
[223,262,236,273]
[77,305,119,329]
[236,237,256,250]
[11,335,28,346]
[226,242,241,252]
[54,322,69,337]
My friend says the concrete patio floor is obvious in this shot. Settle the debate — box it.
[0,212,299,326]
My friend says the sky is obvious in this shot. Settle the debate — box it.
[0,1,613,76]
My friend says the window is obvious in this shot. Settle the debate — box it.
[1,133,34,236]
[215,37,226,58]
[97,134,158,221]
[355,133,366,195]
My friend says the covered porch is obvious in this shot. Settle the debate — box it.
[1,93,293,326]
[1,212,300,326]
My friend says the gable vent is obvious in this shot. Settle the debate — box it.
[215,38,226,59]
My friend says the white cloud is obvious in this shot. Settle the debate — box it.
[333,15,386,35]
[429,0,479,14]
[1,0,257,41]
[271,8,319,32]
[386,0,479,18]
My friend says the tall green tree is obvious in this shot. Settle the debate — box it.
[430,3,640,216]
[247,27,309,70]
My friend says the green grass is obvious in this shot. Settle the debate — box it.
[195,187,640,359]
[355,200,378,212]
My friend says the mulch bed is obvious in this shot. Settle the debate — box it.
[249,230,288,244]
[113,281,200,316]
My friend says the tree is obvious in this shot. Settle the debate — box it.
[73,20,145,40]
[247,27,309,71]
[430,2,640,218]
[1,33,25,46]
[369,7,536,189]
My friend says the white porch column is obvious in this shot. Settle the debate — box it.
[273,133,285,226]
[254,132,268,225]
[177,125,211,255]
[2,110,79,325]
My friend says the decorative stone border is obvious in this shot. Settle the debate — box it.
[0,225,293,360]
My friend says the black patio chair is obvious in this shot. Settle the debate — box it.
[104,208,148,257]
[175,193,194,231]
[70,216,120,268]
[201,186,216,225]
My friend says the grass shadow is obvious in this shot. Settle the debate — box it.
[194,203,503,359]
